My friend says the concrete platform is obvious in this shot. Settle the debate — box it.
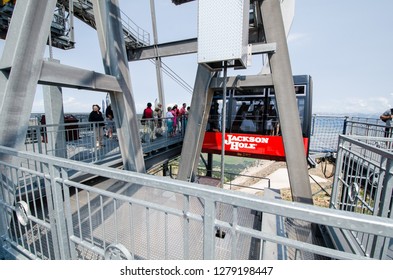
[240,168,328,194]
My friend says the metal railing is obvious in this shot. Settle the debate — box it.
[27,114,385,163]
[1,145,392,260]
[25,121,121,164]
[168,166,271,191]
[330,135,393,258]
[120,9,150,47]
[24,116,186,166]
[345,119,387,138]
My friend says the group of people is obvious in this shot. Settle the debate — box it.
[89,101,192,147]
[141,102,190,140]
[165,103,190,137]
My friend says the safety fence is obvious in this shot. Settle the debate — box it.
[24,117,186,166]
[1,145,393,260]
[345,118,390,139]
[330,135,393,259]
[309,115,388,155]
[26,114,385,161]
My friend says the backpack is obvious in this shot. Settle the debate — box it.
[380,108,393,122]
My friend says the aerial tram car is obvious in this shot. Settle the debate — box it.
[202,75,313,161]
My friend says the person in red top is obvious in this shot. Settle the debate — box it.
[142,102,153,119]
[142,102,155,141]
[179,103,187,116]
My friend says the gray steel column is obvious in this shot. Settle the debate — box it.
[261,0,313,204]
[43,59,66,158]
[0,0,58,254]
[0,0,58,151]
[150,0,166,109]
[93,0,145,172]
[177,65,213,181]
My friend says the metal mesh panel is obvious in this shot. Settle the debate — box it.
[309,115,346,153]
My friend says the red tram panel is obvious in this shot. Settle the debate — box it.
[202,131,309,161]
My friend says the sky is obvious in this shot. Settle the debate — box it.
[1,0,393,116]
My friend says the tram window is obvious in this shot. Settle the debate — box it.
[233,88,266,98]
[267,85,306,96]
[295,85,306,95]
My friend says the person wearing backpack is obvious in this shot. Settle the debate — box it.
[380,108,393,137]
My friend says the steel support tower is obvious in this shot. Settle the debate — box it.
[0,0,145,173]
[0,0,312,203]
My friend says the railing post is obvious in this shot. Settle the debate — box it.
[371,157,393,259]
[203,198,216,259]
[330,135,345,209]
[343,116,349,135]
[43,162,71,259]
[0,167,12,257]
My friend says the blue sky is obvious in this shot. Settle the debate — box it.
[288,0,393,116]
[2,1,393,116]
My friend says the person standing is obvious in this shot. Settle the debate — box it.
[166,106,174,137]
[184,106,190,132]
[105,104,114,139]
[142,102,155,140]
[154,102,163,128]
[142,102,154,120]
[89,104,105,147]
[153,103,163,137]
[171,105,178,135]
[179,103,187,134]
[380,108,393,138]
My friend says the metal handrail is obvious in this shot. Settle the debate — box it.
[1,144,393,259]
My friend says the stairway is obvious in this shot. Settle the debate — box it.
[0,0,150,50]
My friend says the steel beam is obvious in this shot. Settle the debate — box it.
[38,60,122,92]
[261,0,313,204]
[43,59,67,159]
[0,0,58,257]
[128,38,198,61]
[0,60,122,92]
[149,0,166,110]
[0,0,58,150]
[210,73,273,89]
[93,0,145,173]
[177,65,214,181]
[128,39,275,61]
